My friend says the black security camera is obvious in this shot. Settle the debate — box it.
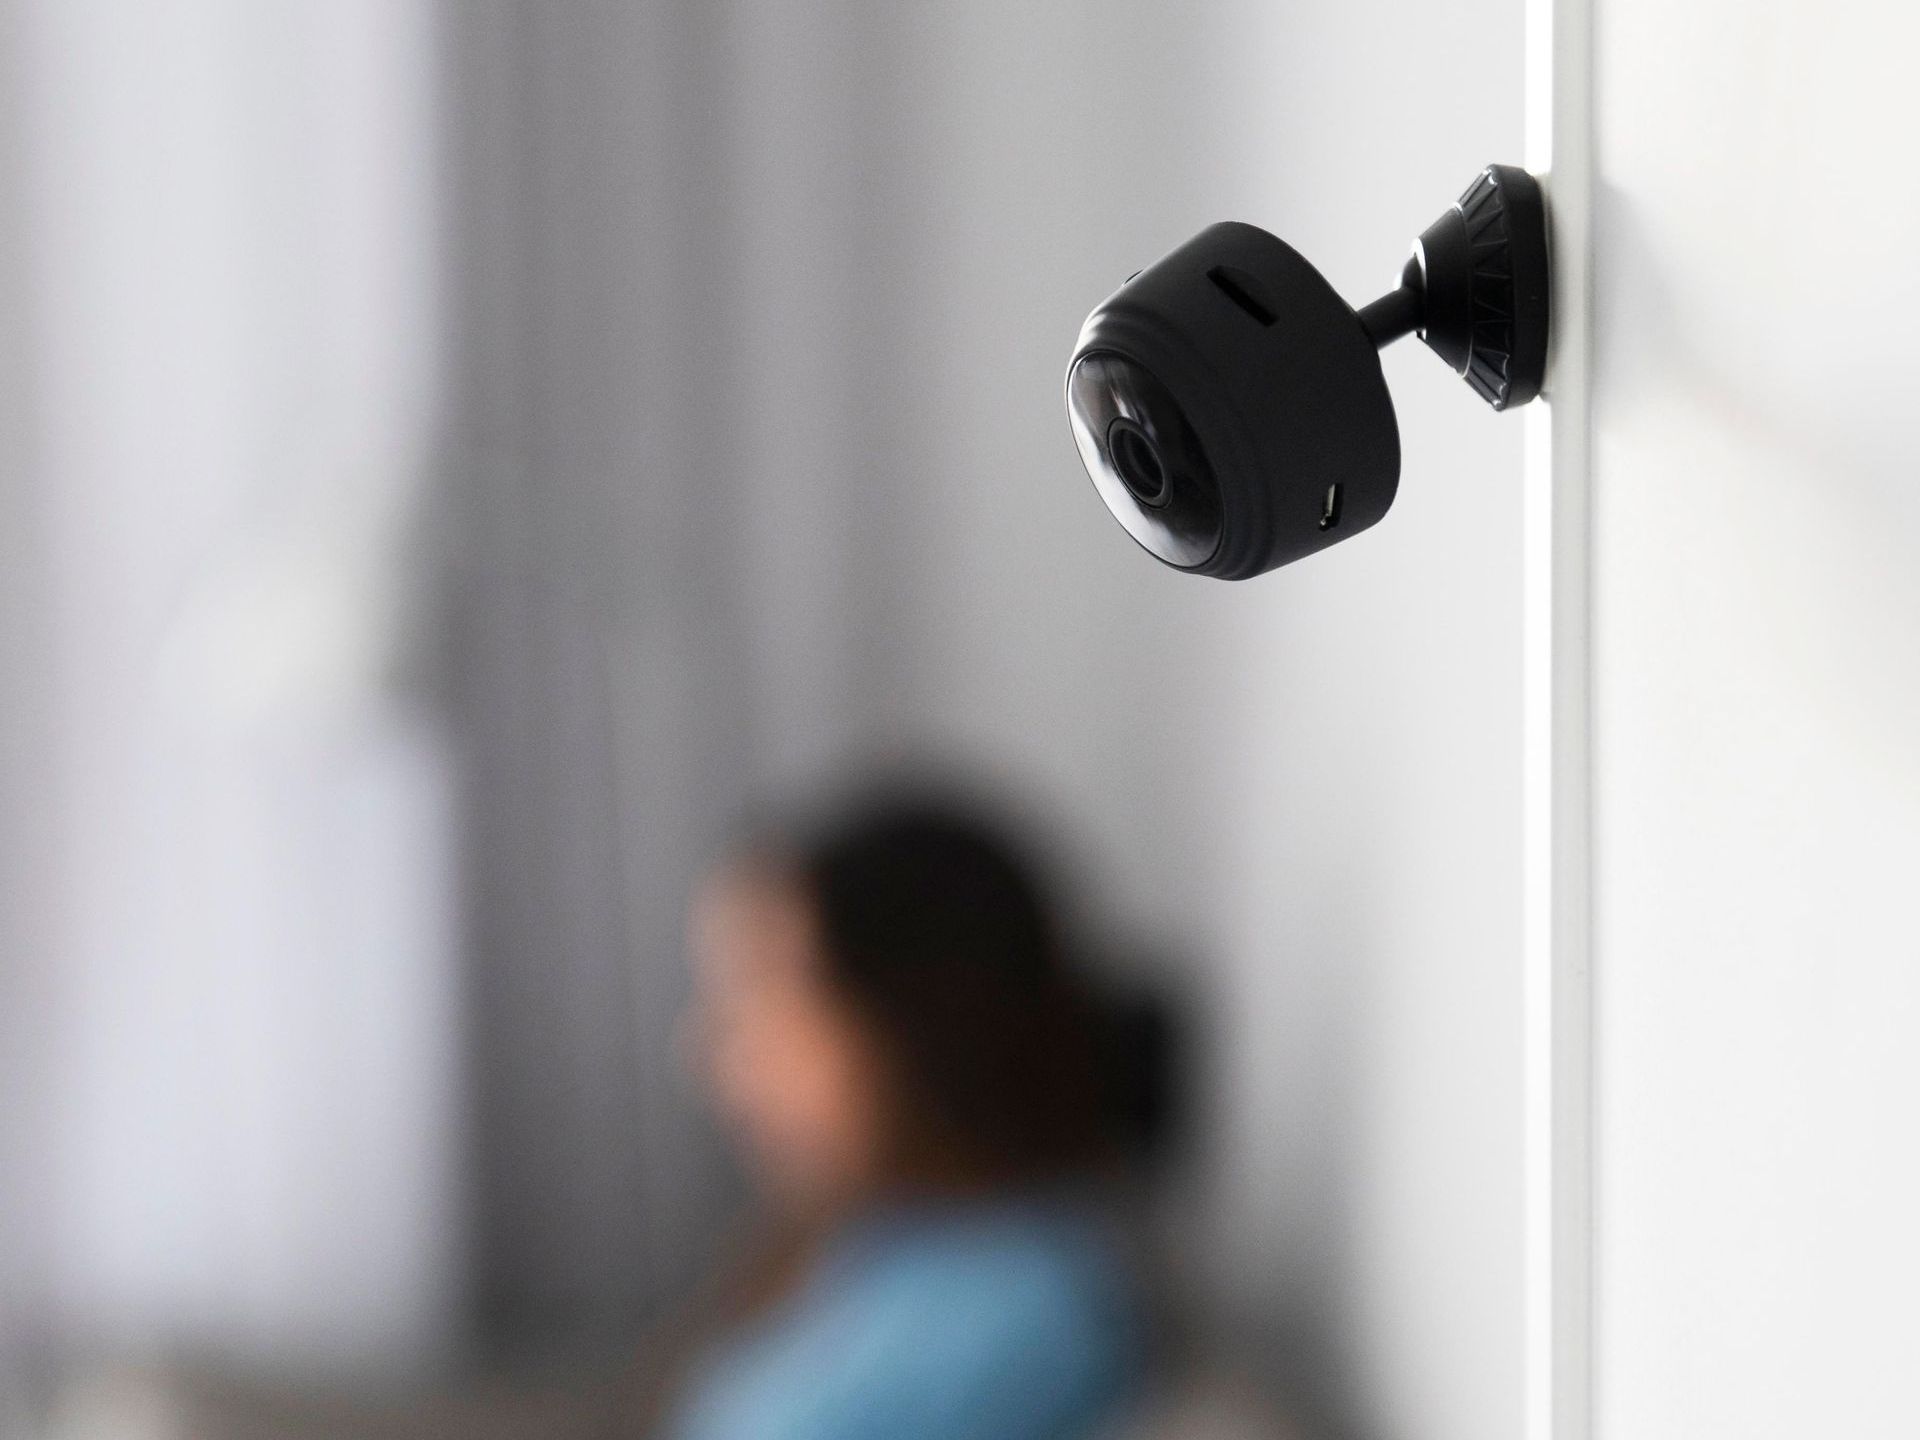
[1065,164,1549,579]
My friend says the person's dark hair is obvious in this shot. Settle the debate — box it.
[749,788,1112,1190]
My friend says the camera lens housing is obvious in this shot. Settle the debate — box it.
[1066,164,1549,581]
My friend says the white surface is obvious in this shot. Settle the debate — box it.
[1587,2,1920,1434]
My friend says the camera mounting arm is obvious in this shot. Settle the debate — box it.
[1355,164,1550,411]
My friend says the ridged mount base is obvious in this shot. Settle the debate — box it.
[1408,164,1550,410]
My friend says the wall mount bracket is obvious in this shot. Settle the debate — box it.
[1356,164,1551,410]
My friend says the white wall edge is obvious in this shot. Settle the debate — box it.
[1522,0,1593,1434]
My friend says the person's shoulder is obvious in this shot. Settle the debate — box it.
[673,1205,1142,1440]
[814,1204,1142,1428]
[851,1208,1139,1374]
[858,1203,1131,1330]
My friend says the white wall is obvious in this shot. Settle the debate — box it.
[1588,3,1920,1433]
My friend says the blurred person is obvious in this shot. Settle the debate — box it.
[662,790,1148,1440]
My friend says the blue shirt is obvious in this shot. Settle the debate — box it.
[669,1200,1142,1440]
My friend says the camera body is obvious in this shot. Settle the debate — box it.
[1066,165,1549,581]
[1067,222,1399,580]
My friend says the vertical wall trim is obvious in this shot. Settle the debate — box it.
[1523,0,1593,1435]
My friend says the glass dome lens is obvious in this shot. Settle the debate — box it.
[1066,350,1222,568]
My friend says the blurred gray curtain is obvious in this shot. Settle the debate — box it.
[0,4,51,1418]
[432,0,1223,1352]
[437,0,761,1348]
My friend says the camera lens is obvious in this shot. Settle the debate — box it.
[1106,419,1169,507]
[1066,350,1223,569]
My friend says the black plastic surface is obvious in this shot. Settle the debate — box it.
[1066,223,1400,580]
[1408,164,1549,409]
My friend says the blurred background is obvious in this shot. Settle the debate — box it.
[0,1,1525,1436]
